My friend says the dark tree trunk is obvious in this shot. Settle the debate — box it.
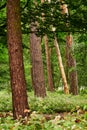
[7,0,29,119]
[66,34,78,95]
[44,35,54,91]
[30,24,46,98]
[60,1,78,95]
[41,0,54,91]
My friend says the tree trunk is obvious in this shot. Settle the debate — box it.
[41,0,54,91]
[30,24,46,98]
[60,1,78,95]
[7,0,29,119]
[66,34,78,95]
[54,36,69,94]
[44,35,54,91]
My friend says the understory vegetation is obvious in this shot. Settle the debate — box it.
[0,0,87,129]
[0,91,87,129]
[0,30,87,130]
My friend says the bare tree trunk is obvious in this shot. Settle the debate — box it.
[44,35,54,91]
[7,0,29,119]
[41,0,54,91]
[60,1,78,95]
[66,34,78,95]
[54,36,69,94]
[30,24,46,97]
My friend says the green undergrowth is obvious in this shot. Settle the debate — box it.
[0,90,87,113]
[0,90,87,129]
[28,91,87,114]
[0,109,87,130]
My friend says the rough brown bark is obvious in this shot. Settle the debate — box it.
[7,0,29,119]
[60,1,78,95]
[41,0,54,91]
[30,24,46,97]
[44,35,54,91]
[66,34,78,95]
[54,36,69,94]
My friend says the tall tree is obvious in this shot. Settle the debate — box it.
[44,35,54,91]
[30,22,46,97]
[41,0,54,91]
[66,34,78,95]
[60,0,78,95]
[7,0,29,119]
[54,36,69,94]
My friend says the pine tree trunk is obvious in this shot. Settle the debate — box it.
[30,24,46,97]
[66,34,78,95]
[44,35,54,91]
[41,0,54,91]
[54,36,69,94]
[7,0,29,119]
[60,1,78,95]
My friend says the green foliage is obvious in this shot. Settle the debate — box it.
[0,0,87,91]
[22,0,87,35]
[0,90,87,113]
[0,91,12,111]
[0,33,87,91]
[0,112,87,130]
[0,0,87,34]
[1,90,87,129]
[22,34,32,91]
[0,0,6,36]
[29,91,87,114]
[74,34,87,87]
[0,43,10,90]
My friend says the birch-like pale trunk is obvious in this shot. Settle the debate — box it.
[54,36,69,94]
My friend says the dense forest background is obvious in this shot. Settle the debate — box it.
[0,0,87,129]
[0,0,87,91]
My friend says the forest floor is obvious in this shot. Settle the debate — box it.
[0,90,87,130]
[0,110,87,130]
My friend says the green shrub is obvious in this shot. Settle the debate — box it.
[28,91,87,114]
[0,91,87,129]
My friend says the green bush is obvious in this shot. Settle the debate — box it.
[0,90,87,113]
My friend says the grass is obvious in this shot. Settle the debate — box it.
[0,90,87,129]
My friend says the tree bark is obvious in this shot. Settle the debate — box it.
[7,0,29,119]
[44,35,54,91]
[66,34,78,95]
[60,1,78,95]
[41,0,54,91]
[54,36,69,94]
[30,23,46,97]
